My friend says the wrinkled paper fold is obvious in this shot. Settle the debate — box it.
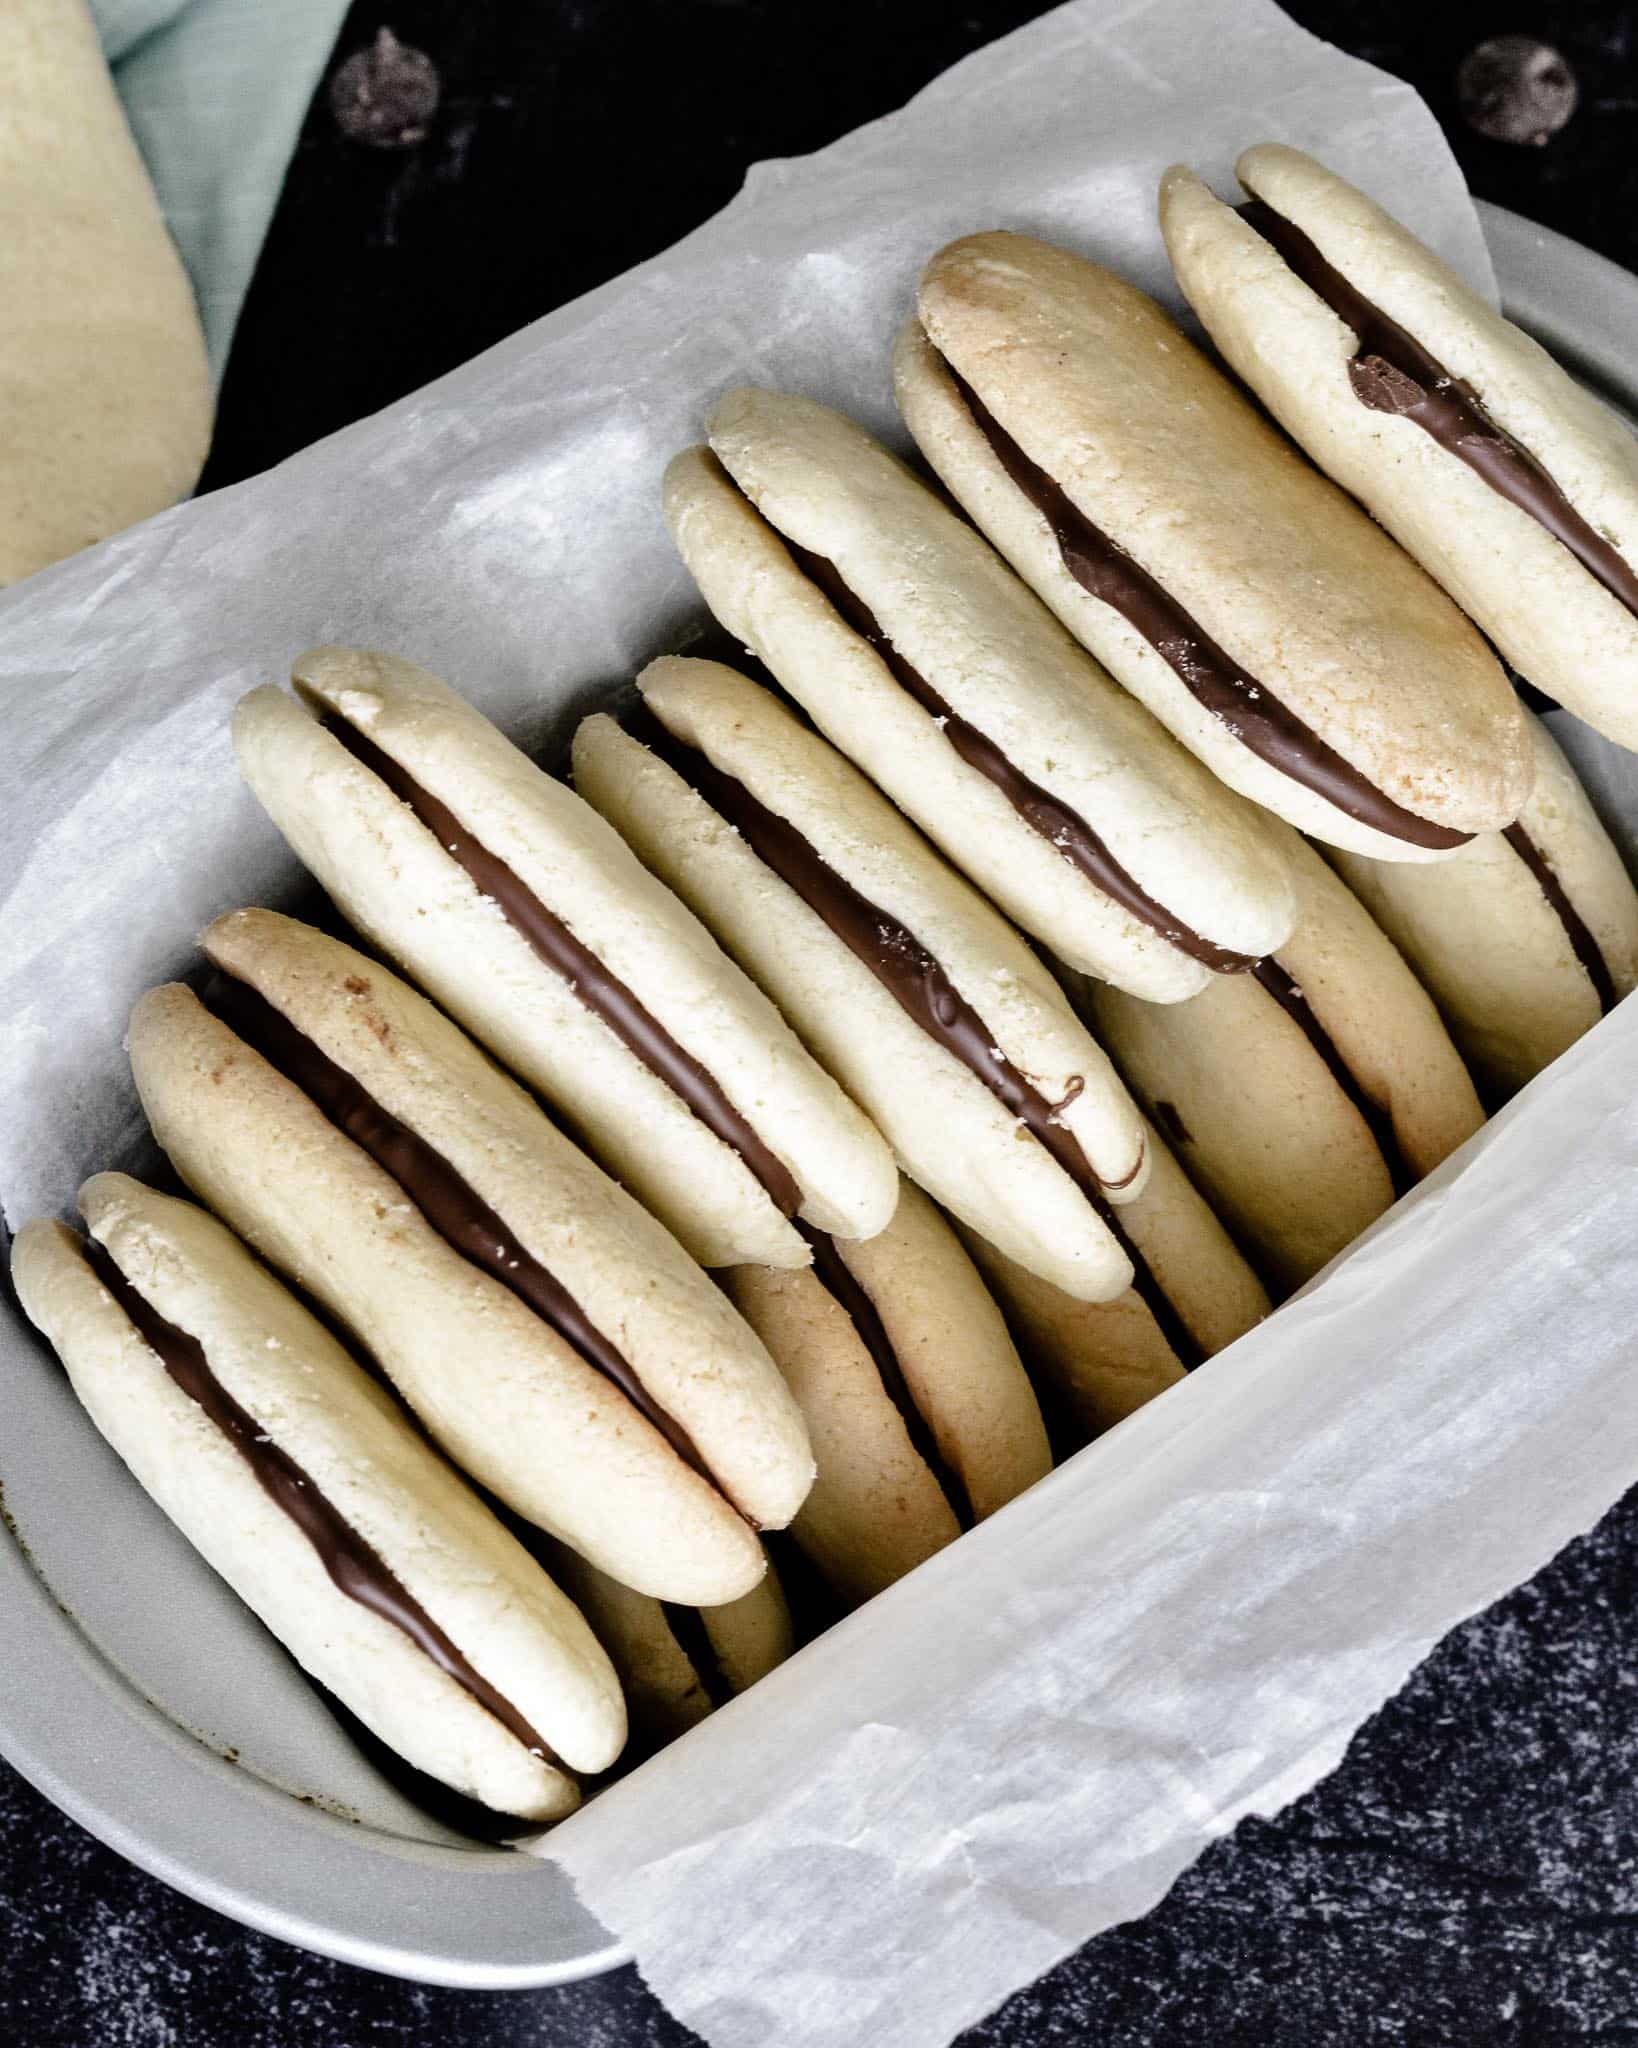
[3,2,1635,2044]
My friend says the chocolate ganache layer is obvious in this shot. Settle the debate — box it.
[801,1222,972,1527]
[317,710,803,1220]
[1238,201,1638,625]
[658,1602,735,1711]
[1502,826,1617,1014]
[1251,959,1411,1194]
[83,1235,560,1768]
[633,713,1205,1368]
[775,534,1258,974]
[934,355,1472,853]
[200,970,715,1485]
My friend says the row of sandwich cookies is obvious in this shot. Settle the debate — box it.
[15,894,1053,1820]
[659,364,1638,1284]
[19,607,1623,1825]
[881,158,1638,1098]
[11,648,1143,1819]
[23,139,1638,1824]
[14,617,1295,1825]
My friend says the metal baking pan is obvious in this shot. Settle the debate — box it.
[0,202,1630,1989]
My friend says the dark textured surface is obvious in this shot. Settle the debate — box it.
[8,2,1638,2042]
[3,1484,1635,2044]
[198,1,1638,493]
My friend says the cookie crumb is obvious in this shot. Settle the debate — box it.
[328,28,441,150]
[1457,37,1577,146]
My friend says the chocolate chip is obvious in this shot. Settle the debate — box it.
[1456,36,1578,147]
[328,28,441,150]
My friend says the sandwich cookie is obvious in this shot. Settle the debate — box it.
[1162,145,1638,751]
[722,1179,1052,1606]
[899,232,1531,858]
[1078,832,1486,1294]
[552,1546,794,1746]
[129,910,813,1604]
[233,647,898,1271]
[957,1117,1270,1449]
[573,657,1154,1304]
[665,391,1296,1001]
[1331,713,1638,1098]
[11,1176,625,1822]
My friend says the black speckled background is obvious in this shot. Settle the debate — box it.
[8,4,1638,2041]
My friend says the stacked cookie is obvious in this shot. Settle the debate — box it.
[16,141,1638,1829]
[1157,145,1638,1101]
[16,652,1062,1820]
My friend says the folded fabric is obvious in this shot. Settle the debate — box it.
[90,0,347,373]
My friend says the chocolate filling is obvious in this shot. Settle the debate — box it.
[199,970,715,1486]
[315,1681,543,1843]
[802,1222,972,1527]
[1238,200,1638,623]
[318,710,802,1220]
[1503,824,1617,1014]
[936,356,1472,853]
[633,715,1205,1368]
[659,1602,735,1711]
[777,537,1258,974]
[1252,959,1411,1194]
[82,1235,560,1770]
[1151,1099,1194,1150]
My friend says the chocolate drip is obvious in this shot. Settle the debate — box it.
[200,971,714,1485]
[1252,959,1411,1193]
[318,711,802,1220]
[82,1236,561,1770]
[938,359,1472,852]
[636,716,1204,1366]
[778,538,1257,973]
[1503,824,1616,1014]
[1238,200,1638,624]
[659,1602,735,1711]
[802,1222,972,1528]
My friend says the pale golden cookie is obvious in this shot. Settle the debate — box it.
[901,232,1530,857]
[958,1118,1269,1446]
[724,1180,1050,1606]
[666,391,1294,1000]
[574,659,1156,1304]
[553,1546,794,1746]
[1080,833,1485,1293]
[1331,714,1638,1096]
[12,1176,625,1821]
[1163,145,1638,751]
[233,647,898,1271]
[130,914,814,1604]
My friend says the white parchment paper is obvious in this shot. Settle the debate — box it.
[3,2,1635,2043]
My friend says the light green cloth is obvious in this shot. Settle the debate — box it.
[90,0,349,375]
